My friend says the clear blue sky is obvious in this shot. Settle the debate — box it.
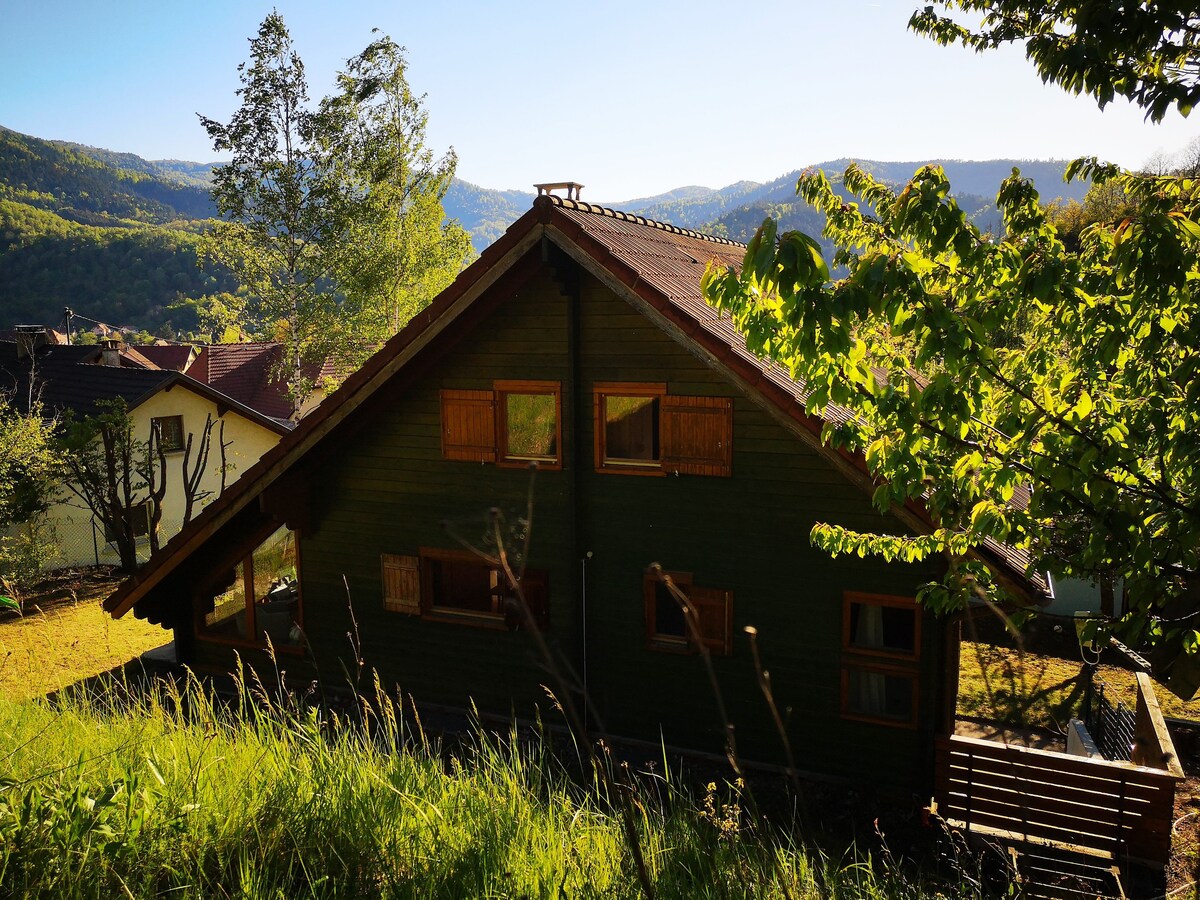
[2,0,1195,202]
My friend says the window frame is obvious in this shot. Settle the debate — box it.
[594,382,667,476]
[841,591,921,662]
[103,500,152,543]
[193,525,305,656]
[151,415,186,453]
[643,569,733,656]
[840,662,919,729]
[416,546,550,631]
[494,380,562,470]
[839,592,921,728]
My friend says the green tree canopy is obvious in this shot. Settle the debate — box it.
[911,1,1200,121]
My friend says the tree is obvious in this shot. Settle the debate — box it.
[910,1,1200,121]
[199,12,342,411]
[60,402,228,572]
[200,16,471,400]
[703,157,1200,689]
[0,397,61,601]
[317,35,472,360]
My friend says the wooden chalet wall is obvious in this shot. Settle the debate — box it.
[189,254,946,793]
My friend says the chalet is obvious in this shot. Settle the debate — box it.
[0,333,288,567]
[105,190,1044,795]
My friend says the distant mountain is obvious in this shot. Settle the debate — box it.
[0,124,1097,335]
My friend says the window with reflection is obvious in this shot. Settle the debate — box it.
[840,592,919,727]
[199,525,303,648]
[496,381,561,468]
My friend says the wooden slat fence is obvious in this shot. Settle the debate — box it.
[934,734,1180,866]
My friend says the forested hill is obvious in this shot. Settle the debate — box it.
[0,123,1093,335]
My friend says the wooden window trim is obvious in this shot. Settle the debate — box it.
[494,379,562,471]
[419,546,509,631]
[643,570,733,656]
[644,568,693,651]
[841,591,921,662]
[594,382,667,476]
[839,662,919,729]
[193,526,305,656]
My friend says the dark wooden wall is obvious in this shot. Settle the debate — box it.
[190,256,947,793]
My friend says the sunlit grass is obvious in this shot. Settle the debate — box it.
[957,640,1200,729]
[0,668,982,899]
[0,572,166,701]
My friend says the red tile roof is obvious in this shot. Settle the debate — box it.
[189,343,328,421]
[136,345,195,372]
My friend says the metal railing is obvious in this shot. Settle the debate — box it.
[1085,677,1137,763]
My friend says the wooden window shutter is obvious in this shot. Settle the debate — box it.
[440,389,496,462]
[382,554,421,614]
[689,586,733,656]
[661,396,732,477]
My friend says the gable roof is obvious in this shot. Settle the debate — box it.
[0,340,291,434]
[133,344,195,372]
[189,343,329,421]
[105,194,1043,620]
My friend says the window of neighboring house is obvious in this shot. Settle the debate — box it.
[152,415,185,452]
[840,592,920,727]
[198,525,303,650]
[103,501,152,543]
[595,384,732,477]
[440,382,563,469]
[384,548,549,630]
[643,568,733,655]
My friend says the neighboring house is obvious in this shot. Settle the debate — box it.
[0,333,289,568]
[105,191,1041,795]
[135,343,198,374]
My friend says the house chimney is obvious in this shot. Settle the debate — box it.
[100,338,122,367]
[534,181,584,201]
[14,325,48,360]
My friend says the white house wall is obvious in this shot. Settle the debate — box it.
[45,385,281,568]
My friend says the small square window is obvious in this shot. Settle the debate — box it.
[595,383,666,474]
[104,501,152,542]
[496,381,561,468]
[842,665,917,726]
[644,569,732,655]
[842,592,920,660]
[152,415,185,452]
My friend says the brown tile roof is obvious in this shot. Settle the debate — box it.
[189,343,327,421]
[136,345,195,372]
[105,194,1043,619]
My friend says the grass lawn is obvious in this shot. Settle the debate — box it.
[0,569,168,701]
[958,639,1200,729]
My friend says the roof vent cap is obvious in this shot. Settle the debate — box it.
[534,181,584,201]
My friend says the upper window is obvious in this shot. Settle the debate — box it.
[198,525,303,650]
[644,568,732,655]
[840,592,920,727]
[842,592,919,660]
[152,415,185,452]
[594,384,732,477]
[496,380,562,469]
[441,382,562,469]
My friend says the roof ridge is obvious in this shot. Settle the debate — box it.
[540,194,746,248]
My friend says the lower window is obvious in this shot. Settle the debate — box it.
[841,664,917,726]
[103,501,152,543]
[391,548,549,630]
[199,525,303,648]
[644,569,732,655]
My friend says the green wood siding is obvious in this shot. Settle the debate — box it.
[191,260,949,794]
